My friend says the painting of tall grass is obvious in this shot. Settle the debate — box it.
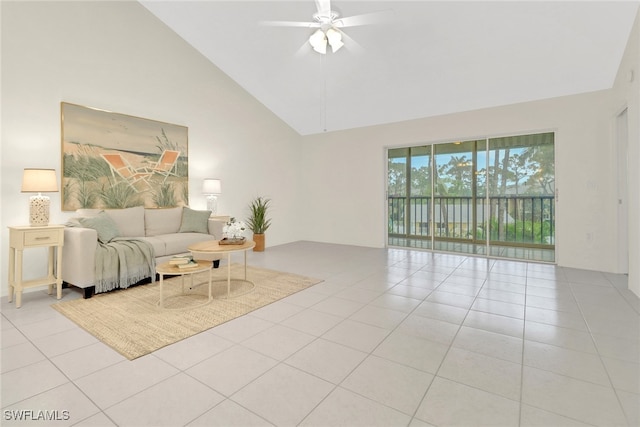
[61,102,189,211]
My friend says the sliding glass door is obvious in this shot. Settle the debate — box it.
[387,132,555,262]
[487,134,555,257]
[388,146,434,248]
[433,140,478,245]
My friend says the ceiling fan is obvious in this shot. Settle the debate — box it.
[261,0,392,54]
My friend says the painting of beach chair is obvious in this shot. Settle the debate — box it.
[101,153,152,192]
[147,150,181,183]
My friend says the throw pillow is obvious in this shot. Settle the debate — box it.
[78,211,121,243]
[179,207,211,234]
[145,206,183,236]
[105,206,145,237]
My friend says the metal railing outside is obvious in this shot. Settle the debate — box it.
[388,195,554,247]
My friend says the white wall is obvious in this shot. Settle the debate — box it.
[611,9,640,297]
[2,1,637,298]
[298,9,638,296]
[300,90,621,274]
[0,1,302,296]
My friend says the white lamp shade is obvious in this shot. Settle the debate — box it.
[202,179,221,195]
[21,168,58,193]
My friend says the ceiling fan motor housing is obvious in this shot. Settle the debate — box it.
[313,10,340,28]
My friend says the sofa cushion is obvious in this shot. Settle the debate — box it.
[138,236,167,257]
[160,232,216,255]
[78,211,120,243]
[105,206,145,237]
[145,207,182,236]
[179,207,211,234]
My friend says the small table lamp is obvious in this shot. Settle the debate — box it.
[202,178,221,215]
[21,168,59,226]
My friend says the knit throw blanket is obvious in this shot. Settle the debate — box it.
[94,238,155,294]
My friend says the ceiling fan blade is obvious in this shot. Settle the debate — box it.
[315,0,331,15]
[294,40,312,58]
[339,31,364,54]
[334,9,394,28]
[260,20,320,28]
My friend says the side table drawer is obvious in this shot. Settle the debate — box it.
[24,229,61,246]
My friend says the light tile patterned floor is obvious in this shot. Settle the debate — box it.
[1,241,638,426]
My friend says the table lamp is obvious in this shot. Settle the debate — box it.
[202,178,221,215]
[21,168,59,226]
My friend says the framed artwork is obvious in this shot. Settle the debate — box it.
[61,102,189,211]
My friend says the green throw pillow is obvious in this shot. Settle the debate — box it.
[179,207,211,234]
[79,211,120,243]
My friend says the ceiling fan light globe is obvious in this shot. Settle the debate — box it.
[325,27,340,41]
[325,27,344,52]
[309,28,328,54]
[313,42,327,54]
[330,41,344,52]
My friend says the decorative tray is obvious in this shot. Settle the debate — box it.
[219,237,246,245]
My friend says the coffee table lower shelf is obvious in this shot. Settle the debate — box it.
[156,260,213,309]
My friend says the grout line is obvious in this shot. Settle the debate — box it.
[566,278,635,426]
[519,263,530,426]
[2,244,636,426]
[406,256,491,424]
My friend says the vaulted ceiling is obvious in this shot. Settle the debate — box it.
[140,1,639,135]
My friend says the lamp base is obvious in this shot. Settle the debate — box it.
[29,194,50,226]
[206,195,218,216]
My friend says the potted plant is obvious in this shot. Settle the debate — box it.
[246,196,271,252]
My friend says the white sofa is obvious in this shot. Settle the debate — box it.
[62,206,223,298]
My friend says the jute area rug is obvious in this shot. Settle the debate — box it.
[52,264,321,360]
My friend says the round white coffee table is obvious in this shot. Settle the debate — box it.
[188,239,256,297]
[156,260,213,308]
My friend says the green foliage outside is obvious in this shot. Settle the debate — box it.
[468,217,553,244]
[486,217,554,245]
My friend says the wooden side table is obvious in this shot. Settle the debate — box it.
[8,225,65,308]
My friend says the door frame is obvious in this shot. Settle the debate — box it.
[616,107,629,274]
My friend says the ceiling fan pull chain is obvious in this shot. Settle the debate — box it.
[322,54,327,132]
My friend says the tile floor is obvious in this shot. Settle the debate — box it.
[1,241,639,426]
